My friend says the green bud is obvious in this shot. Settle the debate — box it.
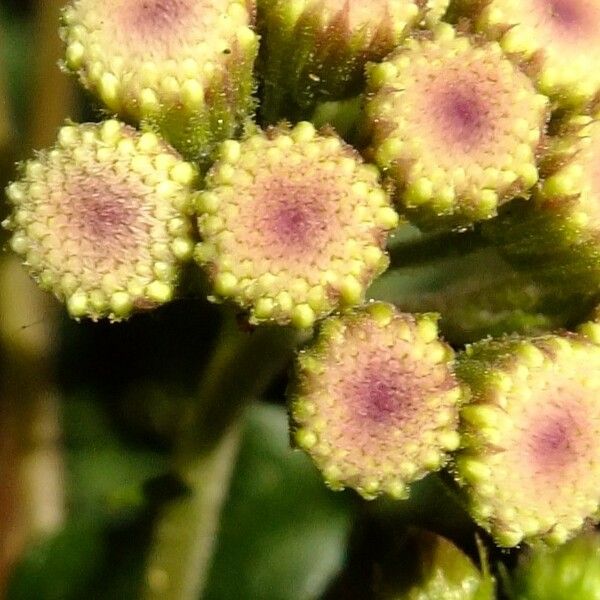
[400,531,495,600]
[257,0,442,123]
[508,532,600,600]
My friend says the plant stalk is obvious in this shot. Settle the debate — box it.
[143,311,301,600]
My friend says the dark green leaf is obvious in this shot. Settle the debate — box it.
[205,402,356,600]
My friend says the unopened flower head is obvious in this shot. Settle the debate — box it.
[364,24,548,227]
[403,530,496,600]
[473,0,600,106]
[257,0,444,122]
[290,303,464,499]
[61,0,259,163]
[2,120,195,320]
[455,334,600,547]
[511,532,600,600]
[195,122,399,328]
[484,116,600,292]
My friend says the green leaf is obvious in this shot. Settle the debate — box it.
[7,517,105,600]
[63,395,167,521]
[204,402,356,600]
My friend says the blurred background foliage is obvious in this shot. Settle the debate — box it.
[0,2,569,599]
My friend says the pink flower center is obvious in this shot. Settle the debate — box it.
[67,175,141,255]
[356,374,398,423]
[345,361,417,426]
[549,0,584,24]
[538,0,598,38]
[252,177,333,254]
[526,407,584,473]
[122,0,192,41]
[270,203,323,246]
[430,82,490,150]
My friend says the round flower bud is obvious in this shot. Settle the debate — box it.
[472,0,600,107]
[510,532,600,600]
[61,0,259,164]
[483,116,600,295]
[257,0,445,123]
[455,334,600,547]
[195,123,400,328]
[2,120,195,320]
[403,530,495,600]
[290,303,465,499]
[364,24,549,228]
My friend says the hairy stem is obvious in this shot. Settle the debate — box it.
[143,311,300,600]
[143,420,243,600]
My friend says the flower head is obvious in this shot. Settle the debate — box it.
[290,303,464,499]
[195,122,399,328]
[474,0,600,106]
[61,0,259,162]
[364,24,548,227]
[2,120,195,320]
[455,334,600,546]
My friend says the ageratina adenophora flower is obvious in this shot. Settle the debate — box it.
[455,334,600,547]
[2,120,195,320]
[61,0,258,164]
[468,0,600,107]
[364,24,548,227]
[290,302,464,499]
[484,115,600,294]
[194,122,399,328]
[257,0,448,123]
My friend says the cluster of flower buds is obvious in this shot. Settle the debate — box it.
[6,0,600,555]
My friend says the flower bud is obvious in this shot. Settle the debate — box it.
[61,0,259,164]
[195,123,399,328]
[257,0,445,122]
[509,532,600,600]
[468,0,600,107]
[364,25,549,228]
[401,530,495,600]
[290,303,465,499]
[2,120,195,320]
[455,334,600,547]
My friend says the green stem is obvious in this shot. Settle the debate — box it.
[143,421,243,600]
[143,310,300,600]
